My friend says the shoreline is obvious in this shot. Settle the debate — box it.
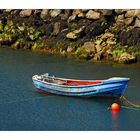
[2,46,140,68]
[0,9,140,64]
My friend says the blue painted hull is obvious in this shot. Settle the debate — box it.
[32,75,129,98]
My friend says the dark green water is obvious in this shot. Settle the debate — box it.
[0,48,140,130]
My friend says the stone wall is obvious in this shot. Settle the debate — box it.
[0,9,140,64]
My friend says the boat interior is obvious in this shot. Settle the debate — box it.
[37,74,102,86]
[65,80,102,86]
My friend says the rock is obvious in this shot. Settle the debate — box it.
[125,10,135,18]
[12,39,24,49]
[0,33,15,45]
[102,10,113,16]
[66,32,77,39]
[19,9,32,17]
[81,9,89,12]
[105,49,113,59]
[78,12,85,18]
[115,9,126,15]
[60,14,66,20]
[1,16,7,26]
[86,10,101,20]
[40,9,49,20]
[95,45,102,53]
[34,9,41,15]
[102,32,114,39]
[64,10,71,16]
[60,10,71,20]
[5,9,12,13]
[4,20,14,32]
[68,10,84,21]
[50,9,61,18]
[29,31,41,41]
[101,42,108,47]
[67,46,75,53]
[100,32,115,43]
[66,26,85,39]
[115,9,122,15]
[73,9,84,18]
[95,40,102,46]
[75,47,89,59]
[67,15,76,22]
[134,10,140,19]
[73,9,81,15]
[11,10,21,15]
[134,18,140,27]
[93,51,103,61]
[117,14,125,20]
[17,26,24,32]
[53,22,61,35]
[0,20,3,32]
[125,9,140,18]
[123,17,134,25]
[106,39,116,45]
[81,42,96,53]
[116,15,133,25]
[116,14,125,22]
[110,22,125,34]
[119,52,136,64]
[118,28,140,46]
[27,27,35,35]
[61,50,66,56]
[84,19,109,38]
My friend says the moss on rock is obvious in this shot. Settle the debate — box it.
[112,44,126,61]
[75,47,90,59]
[12,38,25,49]
[0,20,4,33]
[0,33,15,45]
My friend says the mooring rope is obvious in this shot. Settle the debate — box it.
[121,105,140,110]
[120,96,140,110]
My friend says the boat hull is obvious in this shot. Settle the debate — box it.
[32,77,129,98]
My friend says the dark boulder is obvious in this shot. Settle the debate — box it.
[118,28,140,47]
[84,18,110,39]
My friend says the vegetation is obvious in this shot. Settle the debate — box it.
[75,48,89,59]
[112,44,126,59]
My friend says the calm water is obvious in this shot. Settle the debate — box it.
[0,48,140,130]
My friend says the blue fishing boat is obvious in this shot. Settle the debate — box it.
[32,73,130,98]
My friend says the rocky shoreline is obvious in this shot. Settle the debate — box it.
[0,9,140,64]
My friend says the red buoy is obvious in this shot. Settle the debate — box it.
[111,103,120,111]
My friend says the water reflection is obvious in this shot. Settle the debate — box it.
[111,110,119,130]
[0,48,140,130]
